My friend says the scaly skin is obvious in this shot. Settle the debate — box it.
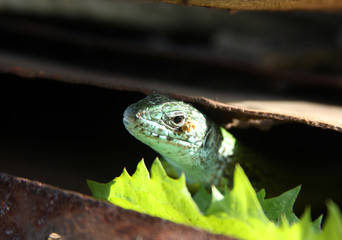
[124,95,342,210]
[123,94,237,187]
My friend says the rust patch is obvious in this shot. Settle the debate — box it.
[0,172,235,240]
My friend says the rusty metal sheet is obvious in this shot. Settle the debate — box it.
[0,52,341,133]
[0,172,234,240]
[155,0,342,11]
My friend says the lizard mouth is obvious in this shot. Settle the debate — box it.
[123,105,135,122]
[123,115,134,126]
[123,115,198,148]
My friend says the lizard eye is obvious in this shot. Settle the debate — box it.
[165,111,187,129]
[172,115,185,126]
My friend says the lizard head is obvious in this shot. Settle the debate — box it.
[123,94,212,181]
[123,94,208,151]
[123,94,235,186]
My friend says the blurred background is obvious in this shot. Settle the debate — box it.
[0,0,342,218]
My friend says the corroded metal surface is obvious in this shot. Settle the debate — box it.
[0,53,341,132]
[0,172,234,240]
[157,0,342,11]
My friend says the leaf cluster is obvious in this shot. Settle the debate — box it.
[88,159,342,240]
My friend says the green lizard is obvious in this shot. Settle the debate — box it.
[123,94,275,191]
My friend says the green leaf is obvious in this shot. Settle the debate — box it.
[193,184,211,213]
[89,158,206,225]
[313,215,323,231]
[207,165,269,223]
[257,186,300,225]
[88,158,342,240]
[87,179,112,200]
[318,202,342,240]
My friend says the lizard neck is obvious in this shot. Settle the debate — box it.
[161,124,236,186]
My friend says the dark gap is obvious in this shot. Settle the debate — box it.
[0,13,341,105]
[0,76,340,218]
